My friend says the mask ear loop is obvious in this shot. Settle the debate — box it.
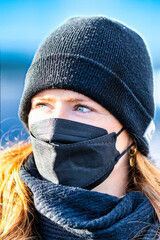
[115,127,135,162]
[116,127,125,137]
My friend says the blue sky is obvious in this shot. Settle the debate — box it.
[1,0,160,68]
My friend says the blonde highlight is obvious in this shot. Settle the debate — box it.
[128,151,160,220]
[0,143,35,240]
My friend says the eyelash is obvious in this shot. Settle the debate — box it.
[33,103,93,113]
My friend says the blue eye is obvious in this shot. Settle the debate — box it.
[35,103,51,110]
[76,105,91,113]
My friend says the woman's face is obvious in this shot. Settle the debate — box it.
[29,89,133,197]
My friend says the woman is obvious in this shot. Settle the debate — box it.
[0,16,160,239]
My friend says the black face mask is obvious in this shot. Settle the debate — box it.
[29,118,131,190]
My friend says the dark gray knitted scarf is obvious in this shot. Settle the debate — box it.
[19,155,159,240]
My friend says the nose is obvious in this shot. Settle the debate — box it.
[53,102,70,120]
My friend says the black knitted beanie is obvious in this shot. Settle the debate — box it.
[18,16,155,155]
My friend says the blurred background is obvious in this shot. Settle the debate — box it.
[1,0,160,162]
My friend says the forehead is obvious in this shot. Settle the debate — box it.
[31,89,94,102]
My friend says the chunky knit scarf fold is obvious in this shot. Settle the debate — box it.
[19,155,159,240]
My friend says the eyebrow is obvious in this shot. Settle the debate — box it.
[32,96,88,103]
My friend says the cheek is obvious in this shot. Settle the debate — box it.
[90,114,123,134]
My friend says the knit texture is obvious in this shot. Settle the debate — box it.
[18,16,155,155]
[19,155,159,240]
